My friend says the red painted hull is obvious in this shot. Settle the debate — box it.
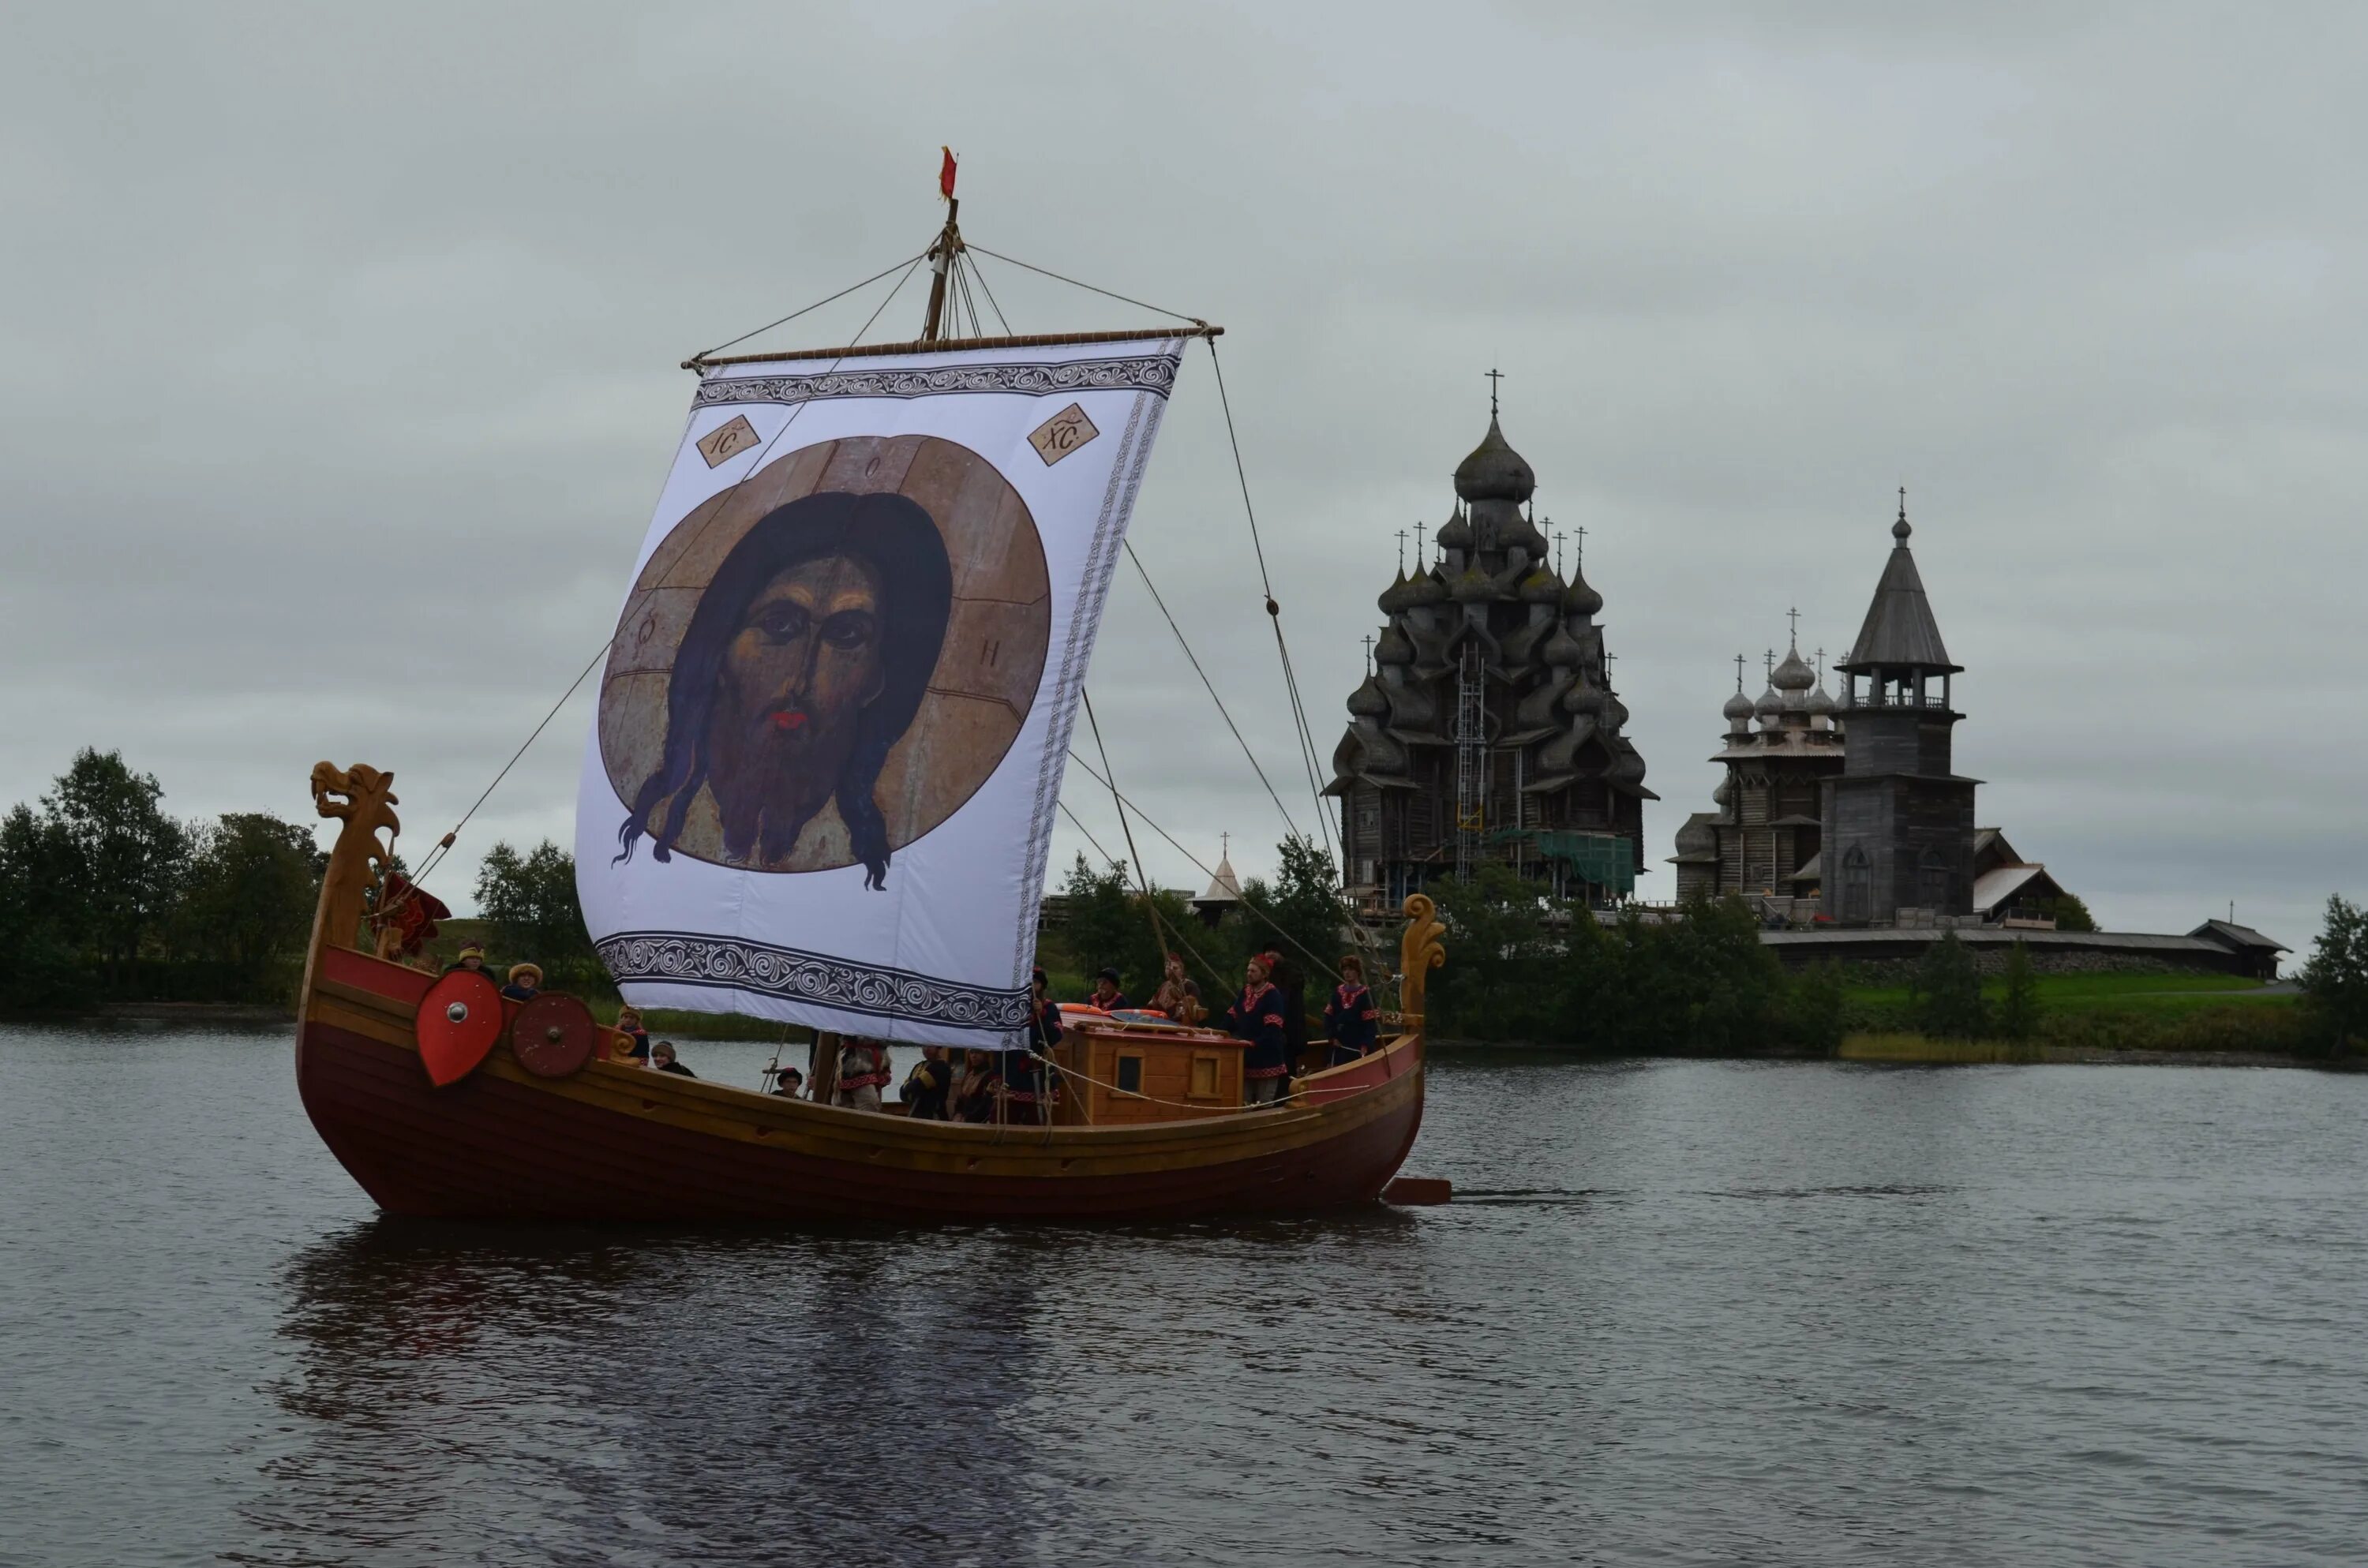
[297,946,1425,1223]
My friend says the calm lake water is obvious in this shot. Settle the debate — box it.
[5,1024,2367,1566]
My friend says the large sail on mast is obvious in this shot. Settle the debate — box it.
[575,332,1192,1046]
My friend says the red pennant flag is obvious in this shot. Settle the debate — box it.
[939,146,957,201]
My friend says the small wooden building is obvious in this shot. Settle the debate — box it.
[1051,1014,1246,1125]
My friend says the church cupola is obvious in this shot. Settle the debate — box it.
[1453,415,1536,505]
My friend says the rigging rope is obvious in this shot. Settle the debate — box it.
[1063,747,1350,990]
[691,251,925,360]
[1202,339,1339,870]
[1081,687,1176,968]
[961,251,1015,335]
[1121,540,1301,840]
[964,243,1207,327]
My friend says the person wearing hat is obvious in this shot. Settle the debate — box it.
[770,1066,805,1098]
[1088,967,1130,1012]
[1322,953,1379,1066]
[500,963,543,1002]
[1226,952,1291,1106]
[650,1040,695,1077]
[613,1005,652,1062]
[444,943,492,979]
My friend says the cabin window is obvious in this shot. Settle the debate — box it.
[1115,1053,1144,1095]
[1842,848,1871,922]
[1188,1053,1221,1098]
[1918,849,1949,910]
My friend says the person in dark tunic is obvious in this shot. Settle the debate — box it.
[650,1041,695,1077]
[900,1046,953,1120]
[500,963,542,1002]
[613,1005,652,1062]
[1088,967,1129,1012]
[950,1049,1003,1124]
[1263,949,1310,1075]
[1322,953,1381,1066]
[771,1066,805,1098]
[1226,955,1291,1106]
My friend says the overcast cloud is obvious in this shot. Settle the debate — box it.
[2,2,2360,950]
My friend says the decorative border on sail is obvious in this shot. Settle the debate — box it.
[691,354,1184,410]
[595,932,1032,1033]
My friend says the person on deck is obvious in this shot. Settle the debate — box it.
[834,1037,892,1112]
[771,1066,805,1098]
[614,1006,652,1062]
[950,1049,1003,1125]
[444,943,493,979]
[500,963,542,1002]
[1145,953,1190,1020]
[1227,954,1291,1106]
[1322,954,1380,1066]
[1089,967,1129,1012]
[650,1041,695,1077]
[1265,950,1310,1075]
[900,1046,953,1120]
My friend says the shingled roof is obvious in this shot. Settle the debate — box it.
[1838,504,1958,673]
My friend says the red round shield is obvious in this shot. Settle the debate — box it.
[511,992,598,1079]
[414,969,504,1088]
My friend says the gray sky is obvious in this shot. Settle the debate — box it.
[3,2,2360,951]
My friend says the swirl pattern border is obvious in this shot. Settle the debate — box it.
[596,931,1032,1034]
[691,354,1183,410]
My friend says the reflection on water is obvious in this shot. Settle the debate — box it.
[8,1028,2368,1566]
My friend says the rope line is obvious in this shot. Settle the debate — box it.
[962,251,1015,335]
[691,251,925,360]
[1203,338,1339,867]
[965,243,1208,326]
[1063,748,1350,990]
[1121,541,1301,840]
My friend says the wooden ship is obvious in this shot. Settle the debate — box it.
[290,180,1441,1222]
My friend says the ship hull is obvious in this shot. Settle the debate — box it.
[299,945,1424,1222]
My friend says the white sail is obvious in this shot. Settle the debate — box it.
[575,333,1188,1046]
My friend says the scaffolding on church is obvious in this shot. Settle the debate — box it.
[1452,642,1486,881]
[1488,828,1638,899]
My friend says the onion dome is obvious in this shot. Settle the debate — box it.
[1807,682,1837,720]
[1519,567,1564,604]
[1453,416,1537,504]
[1712,775,1732,807]
[1347,675,1390,720]
[1542,623,1583,667]
[1375,624,1415,666]
[1450,567,1497,604]
[1673,815,1714,856]
[1773,643,1815,692]
[1562,571,1603,618]
[1604,694,1631,731]
[1377,573,1422,616]
[1564,683,1607,717]
[1754,683,1782,722]
[1404,568,1448,607]
[1609,748,1647,788]
[1436,503,1473,556]
[1722,688,1755,724]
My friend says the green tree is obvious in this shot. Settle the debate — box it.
[1648,894,1786,1053]
[1782,960,1847,1054]
[1913,930,1988,1039]
[2299,894,2368,1056]
[1233,833,1348,985]
[1427,865,1562,1040]
[1995,939,2041,1041]
[2034,893,2096,933]
[43,748,189,989]
[476,840,598,987]
[0,802,86,1008]
[178,813,321,975]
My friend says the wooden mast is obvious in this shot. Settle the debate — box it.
[920,196,961,341]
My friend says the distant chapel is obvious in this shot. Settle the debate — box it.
[1328,402,1653,912]
[1672,497,2071,927]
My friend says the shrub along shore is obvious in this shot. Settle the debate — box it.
[8,749,2364,1065]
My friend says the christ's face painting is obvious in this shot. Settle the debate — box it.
[707,554,888,849]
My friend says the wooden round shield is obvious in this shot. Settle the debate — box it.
[414,968,504,1088]
[511,992,598,1078]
